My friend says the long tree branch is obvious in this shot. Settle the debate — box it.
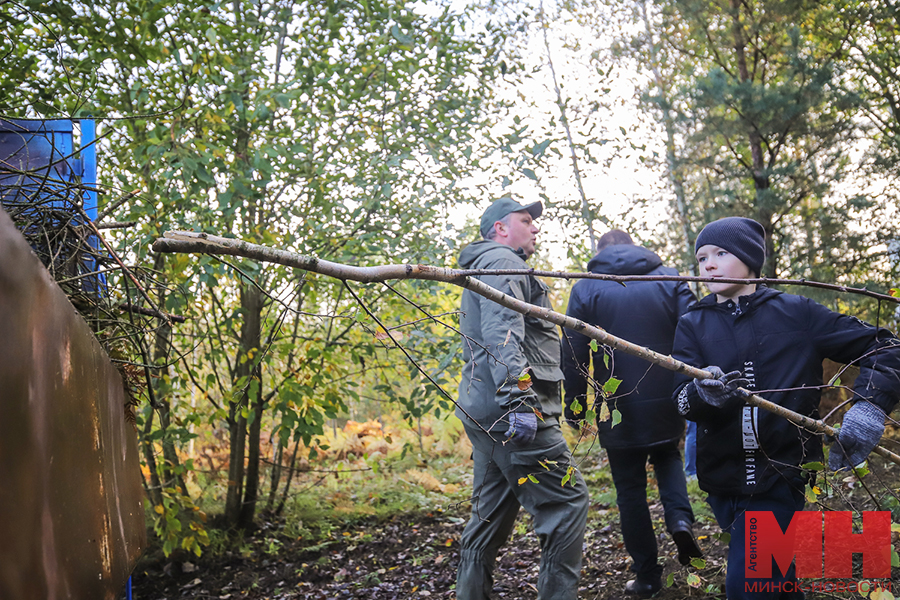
[155,231,899,304]
[152,230,900,467]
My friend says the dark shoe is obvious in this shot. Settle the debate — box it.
[625,578,661,598]
[671,520,703,565]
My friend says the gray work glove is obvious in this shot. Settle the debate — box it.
[507,412,538,447]
[695,366,749,409]
[828,401,886,471]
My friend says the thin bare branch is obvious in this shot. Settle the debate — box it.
[96,220,137,230]
[96,189,141,221]
[118,303,187,323]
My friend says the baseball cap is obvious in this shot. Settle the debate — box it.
[479,197,543,238]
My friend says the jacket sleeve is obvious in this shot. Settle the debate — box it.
[562,283,592,421]
[479,270,539,413]
[671,317,726,421]
[807,300,900,415]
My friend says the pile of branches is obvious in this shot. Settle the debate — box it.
[2,178,163,319]
[3,183,106,297]
[0,174,180,414]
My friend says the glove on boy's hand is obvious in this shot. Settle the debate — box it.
[828,401,886,471]
[507,412,538,447]
[695,366,749,409]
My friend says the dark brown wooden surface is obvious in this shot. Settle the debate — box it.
[0,206,145,599]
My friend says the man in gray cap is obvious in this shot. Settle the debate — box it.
[455,197,589,600]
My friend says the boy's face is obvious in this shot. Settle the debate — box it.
[696,244,757,302]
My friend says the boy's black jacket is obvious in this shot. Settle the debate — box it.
[672,286,900,496]
[562,244,696,449]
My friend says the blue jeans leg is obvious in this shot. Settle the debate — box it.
[707,480,806,600]
[684,421,697,477]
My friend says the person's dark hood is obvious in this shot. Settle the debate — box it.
[458,239,525,269]
[586,244,662,275]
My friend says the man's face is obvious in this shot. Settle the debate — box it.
[496,210,539,258]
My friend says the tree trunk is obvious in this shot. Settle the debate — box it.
[641,0,697,286]
[141,408,164,508]
[224,402,247,524]
[266,279,306,514]
[729,0,776,277]
[276,438,302,517]
[223,44,258,526]
[229,283,263,528]
[265,439,283,513]
[538,0,598,251]
[152,252,189,494]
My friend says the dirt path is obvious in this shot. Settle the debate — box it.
[131,454,900,599]
[131,502,730,599]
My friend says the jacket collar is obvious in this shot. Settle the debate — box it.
[692,285,781,314]
[458,239,528,268]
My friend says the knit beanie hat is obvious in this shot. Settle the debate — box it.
[695,217,766,276]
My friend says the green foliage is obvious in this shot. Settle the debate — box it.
[646,0,880,280]
[151,486,210,557]
[602,376,621,395]
[1,0,522,531]
[8,0,900,558]
[562,0,900,304]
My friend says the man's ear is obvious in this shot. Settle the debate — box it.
[493,221,505,236]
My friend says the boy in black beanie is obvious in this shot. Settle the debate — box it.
[671,216,900,599]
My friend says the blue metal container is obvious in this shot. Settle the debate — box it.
[0,118,105,293]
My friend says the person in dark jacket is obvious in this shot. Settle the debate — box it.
[562,230,701,597]
[456,197,589,600]
[672,216,900,600]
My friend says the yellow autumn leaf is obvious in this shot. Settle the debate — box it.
[374,329,403,342]
[598,401,611,422]
[869,588,894,600]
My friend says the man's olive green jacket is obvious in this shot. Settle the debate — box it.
[456,240,563,430]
